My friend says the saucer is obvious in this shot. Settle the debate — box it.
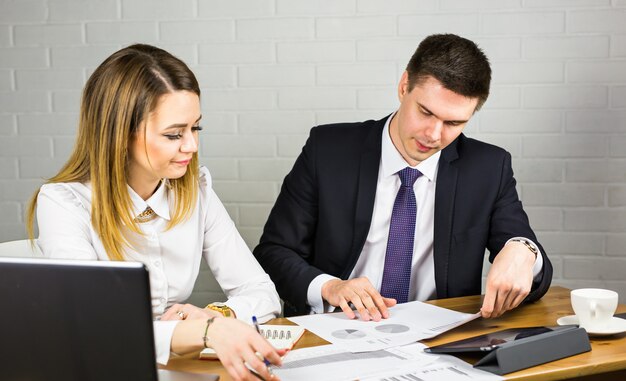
[556,315,626,336]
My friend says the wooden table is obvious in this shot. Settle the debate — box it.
[164,287,626,380]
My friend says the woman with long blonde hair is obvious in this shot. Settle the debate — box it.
[27,44,283,381]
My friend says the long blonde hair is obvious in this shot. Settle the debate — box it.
[26,44,201,261]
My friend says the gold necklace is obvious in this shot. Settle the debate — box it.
[135,206,157,223]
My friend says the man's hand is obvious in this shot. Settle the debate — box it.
[321,277,396,321]
[481,241,536,318]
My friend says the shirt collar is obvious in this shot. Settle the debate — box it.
[381,111,440,182]
[127,180,171,221]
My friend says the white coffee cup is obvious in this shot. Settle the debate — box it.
[571,288,618,331]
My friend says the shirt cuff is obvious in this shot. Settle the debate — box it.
[224,300,254,324]
[506,237,544,280]
[307,273,340,314]
[153,320,180,365]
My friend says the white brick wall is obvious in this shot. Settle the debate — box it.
[161,20,233,43]
[317,16,396,38]
[86,22,158,45]
[199,0,273,18]
[122,0,195,20]
[201,89,277,111]
[15,24,83,45]
[49,0,118,21]
[0,47,48,67]
[279,40,355,62]
[2,0,626,303]
[482,12,565,35]
[239,65,315,87]
[198,42,274,64]
[0,0,47,23]
[238,18,313,40]
[399,14,479,36]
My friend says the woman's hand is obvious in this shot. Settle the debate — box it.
[208,317,287,381]
[171,317,286,380]
[161,303,222,321]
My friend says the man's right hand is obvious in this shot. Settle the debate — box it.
[321,277,396,321]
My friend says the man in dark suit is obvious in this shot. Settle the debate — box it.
[254,34,552,320]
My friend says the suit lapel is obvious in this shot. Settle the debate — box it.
[433,135,461,298]
[342,118,386,279]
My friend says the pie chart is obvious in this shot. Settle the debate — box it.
[375,324,410,333]
[331,329,367,339]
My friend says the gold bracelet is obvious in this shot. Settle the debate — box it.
[202,317,216,348]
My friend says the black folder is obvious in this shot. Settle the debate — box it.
[473,326,590,375]
[425,325,591,375]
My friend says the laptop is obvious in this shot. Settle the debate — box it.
[0,257,218,381]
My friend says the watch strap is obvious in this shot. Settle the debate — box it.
[507,237,539,259]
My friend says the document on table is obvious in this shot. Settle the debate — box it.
[288,300,480,352]
[272,343,502,381]
[271,343,436,381]
[360,353,503,381]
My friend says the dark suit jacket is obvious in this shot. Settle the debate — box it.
[254,116,553,316]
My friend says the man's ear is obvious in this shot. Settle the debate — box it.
[398,71,409,100]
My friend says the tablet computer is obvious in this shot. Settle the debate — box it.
[424,325,573,354]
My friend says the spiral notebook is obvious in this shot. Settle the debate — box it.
[199,325,305,360]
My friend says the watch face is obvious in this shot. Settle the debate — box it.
[208,303,232,317]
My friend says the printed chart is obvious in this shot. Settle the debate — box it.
[331,329,367,339]
[289,301,480,352]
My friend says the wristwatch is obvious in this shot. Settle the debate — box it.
[205,302,234,318]
[508,238,538,259]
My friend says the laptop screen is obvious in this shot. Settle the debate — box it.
[0,257,157,381]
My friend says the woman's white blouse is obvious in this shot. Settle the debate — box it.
[36,167,281,364]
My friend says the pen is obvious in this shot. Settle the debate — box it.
[252,316,273,369]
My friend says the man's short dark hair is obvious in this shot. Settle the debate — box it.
[406,34,491,111]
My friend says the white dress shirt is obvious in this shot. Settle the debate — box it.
[36,166,281,364]
[307,114,543,313]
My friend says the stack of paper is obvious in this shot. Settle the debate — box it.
[271,301,500,380]
[272,343,502,381]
